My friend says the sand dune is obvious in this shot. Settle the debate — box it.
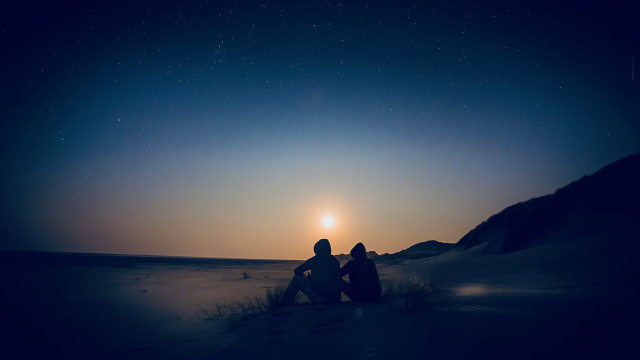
[457,152,640,255]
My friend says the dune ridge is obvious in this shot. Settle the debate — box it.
[454,152,640,256]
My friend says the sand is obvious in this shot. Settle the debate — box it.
[1,245,638,359]
[216,241,639,359]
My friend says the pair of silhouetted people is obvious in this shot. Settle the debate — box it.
[280,239,381,306]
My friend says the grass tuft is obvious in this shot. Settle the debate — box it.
[199,280,433,319]
[200,287,297,318]
[381,281,433,312]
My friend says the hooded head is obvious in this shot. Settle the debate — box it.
[313,239,332,255]
[350,242,367,260]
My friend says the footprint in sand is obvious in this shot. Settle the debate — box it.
[128,347,148,354]
[272,311,294,317]
[304,304,332,312]
[268,339,285,348]
[309,316,349,335]
[362,336,380,360]
[267,329,285,348]
[217,332,237,356]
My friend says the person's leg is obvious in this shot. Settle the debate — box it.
[280,274,319,305]
[280,275,301,306]
[292,274,323,302]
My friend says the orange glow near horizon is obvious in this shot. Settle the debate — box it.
[29,147,564,261]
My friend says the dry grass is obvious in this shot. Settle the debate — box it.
[381,281,433,312]
[198,287,309,318]
[199,281,433,319]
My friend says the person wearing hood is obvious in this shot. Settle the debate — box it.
[279,239,343,306]
[340,242,382,302]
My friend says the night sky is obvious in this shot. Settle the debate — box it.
[1,0,639,259]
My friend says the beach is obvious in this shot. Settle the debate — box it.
[2,243,637,359]
[219,241,639,359]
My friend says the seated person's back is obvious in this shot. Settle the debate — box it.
[295,239,343,297]
[279,239,343,307]
[341,243,382,302]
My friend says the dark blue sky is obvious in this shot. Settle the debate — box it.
[2,0,639,259]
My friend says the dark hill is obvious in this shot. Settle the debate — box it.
[397,240,456,256]
[335,240,454,262]
[456,152,640,254]
[335,251,379,262]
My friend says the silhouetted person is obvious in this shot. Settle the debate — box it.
[341,243,382,302]
[280,239,343,306]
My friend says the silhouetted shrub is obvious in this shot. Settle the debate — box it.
[381,282,433,312]
[199,287,316,318]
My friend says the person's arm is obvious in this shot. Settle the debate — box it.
[294,257,314,275]
[340,260,351,277]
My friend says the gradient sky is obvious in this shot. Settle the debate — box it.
[1,0,639,260]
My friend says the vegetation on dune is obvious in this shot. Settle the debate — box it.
[200,281,433,318]
[197,287,294,318]
[381,281,434,312]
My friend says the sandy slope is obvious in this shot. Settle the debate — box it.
[215,241,639,360]
[216,284,638,359]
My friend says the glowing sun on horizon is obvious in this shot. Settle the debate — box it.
[322,216,335,228]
